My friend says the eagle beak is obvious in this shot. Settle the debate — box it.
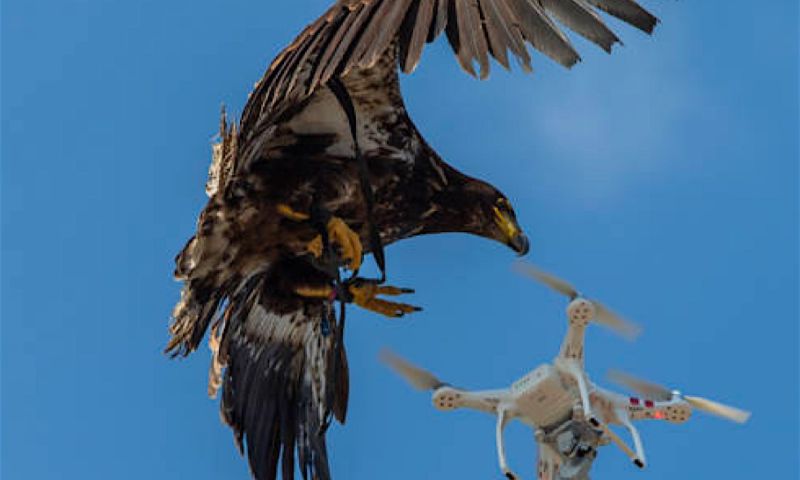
[493,207,530,256]
[509,232,530,256]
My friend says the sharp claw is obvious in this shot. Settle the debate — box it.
[349,230,362,271]
[375,286,417,296]
[307,235,323,258]
[349,283,420,318]
[303,216,364,271]
[277,204,310,221]
[319,217,363,271]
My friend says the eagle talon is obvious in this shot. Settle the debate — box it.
[309,217,363,271]
[276,204,363,271]
[293,281,420,318]
[348,281,421,318]
[276,203,311,222]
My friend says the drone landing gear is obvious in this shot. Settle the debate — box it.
[591,410,646,470]
[616,408,647,469]
[495,407,519,480]
[558,359,599,426]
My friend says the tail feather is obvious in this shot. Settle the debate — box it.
[172,256,347,480]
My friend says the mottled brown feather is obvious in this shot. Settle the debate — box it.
[239,0,657,140]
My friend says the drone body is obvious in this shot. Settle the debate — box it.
[383,263,750,480]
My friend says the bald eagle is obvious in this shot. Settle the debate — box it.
[166,1,657,479]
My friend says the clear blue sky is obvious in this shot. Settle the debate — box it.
[2,1,797,479]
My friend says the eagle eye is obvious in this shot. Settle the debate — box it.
[495,197,511,212]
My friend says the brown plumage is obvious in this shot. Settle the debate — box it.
[167,1,658,479]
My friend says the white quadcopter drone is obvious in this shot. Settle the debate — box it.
[382,262,750,480]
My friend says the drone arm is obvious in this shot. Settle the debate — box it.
[464,389,511,414]
[616,408,646,468]
[557,322,587,367]
[433,387,510,415]
[495,406,518,480]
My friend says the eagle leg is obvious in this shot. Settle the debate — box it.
[277,203,363,272]
[294,281,421,319]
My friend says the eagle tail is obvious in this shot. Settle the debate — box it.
[175,257,349,480]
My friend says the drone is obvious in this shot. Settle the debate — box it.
[382,262,750,480]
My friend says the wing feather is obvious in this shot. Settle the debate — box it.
[316,2,371,84]
[509,0,580,68]
[541,0,619,52]
[479,0,514,71]
[461,0,491,79]
[240,0,657,136]
[449,0,474,76]
[585,0,658,33]
[401,0,435,73]
[431,0,450,41]
[359,0,414,68]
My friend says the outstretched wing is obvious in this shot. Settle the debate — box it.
[170,257,349,480]
[242,0,657,133]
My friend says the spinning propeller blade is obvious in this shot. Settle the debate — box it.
[514,262,578,298]
[607,369,672,401]
[594,302,641,340]
[683,395,751,424]
[608,369,751,423]
[380,349,445,391]
[515,261,641,339]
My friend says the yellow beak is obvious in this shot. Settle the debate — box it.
[493,207,529,255]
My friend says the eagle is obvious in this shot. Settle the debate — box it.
[166,1,657,479]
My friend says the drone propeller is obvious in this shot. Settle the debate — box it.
[514,261,579,298]
[380,349,445,391]
[607,369,672,401]
[514,261,641,340]
[682,395,751,424]
[608,369,751,424]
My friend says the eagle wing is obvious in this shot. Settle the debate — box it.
[241,0,657,136]
[210,257,348,480]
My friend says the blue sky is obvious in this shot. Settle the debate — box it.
[2,1,797,479]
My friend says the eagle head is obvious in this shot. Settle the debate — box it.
[421,166,530,256]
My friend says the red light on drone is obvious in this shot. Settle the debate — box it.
[629,397,640,405]
[654,411,664,420]
[644,400,654,408]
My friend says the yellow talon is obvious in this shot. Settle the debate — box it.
[349,282,420,318]
[277,204,363,271]
[308,217,362,271]
[294,285,334,299]
[307,235,324,258]
[277,203,311,221]
[294,282,421,319]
